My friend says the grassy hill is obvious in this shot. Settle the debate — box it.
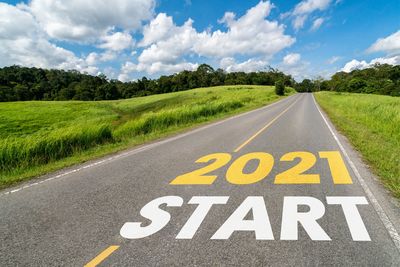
[315,91,400,197]
[0,85,294,188]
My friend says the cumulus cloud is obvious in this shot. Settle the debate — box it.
[0,1,152,75]
[367,30,400,55]
[219,58,269,72]
[341,56,400,72]
[139,13,178,47]
[28,0,155,42]
[125,1,295,78]
[283,53,301,65]
[195,1,295,57]
[340,30,400,73]
[118,61,198,81]
[341,59,369,73]
[138,17,198,66]
[2,0,295,80]
[98,32,134,51]
[0,3,97,74]
[279,53,310,80]
[85,52,98,66]
[289,0,331,30]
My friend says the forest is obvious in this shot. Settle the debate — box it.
[0,64,293,101]
[295,64,400,96]
[0,63,399,102]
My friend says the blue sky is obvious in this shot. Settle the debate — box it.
[0,0,399,81]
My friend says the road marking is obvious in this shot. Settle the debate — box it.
[234,95,302,152]
[1,94,297,197]
[85,245,120,267]
[171,150,352,185]
[312,93,400,252]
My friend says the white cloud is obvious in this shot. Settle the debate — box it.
[28,0,155,42]
[279,53,310,80]
[195,1,295,57]
[293,0,331,15]
[118,62,137,82]
[128,1,294,78]
[84,51,119,66]
[118,61,198,81]
[139,1,295,59]
[138,16,198,66]
[340,30,400,73]
[218,11,236,26]
[220,57,269,72]
[367,30,400,55]
[0,3,97,74]
[2,0,296,80]
[283,53,301,65]
[310,17,324,31]
[341,56,400,72]
[85,52,98,66]
[341,59,369,72]
[139,13,176,47]
[99,51,117,62]
[369,56,400,65]
[98,32,134,51]
[293,16,307,30]
[290,0,331,30]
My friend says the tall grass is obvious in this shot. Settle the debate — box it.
[315,91,400,197]
[0,124,112,172]
[0,85,293,186]
[114,101,243,138]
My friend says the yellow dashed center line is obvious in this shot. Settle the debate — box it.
[233,95,302,152]
[84,245,120,267]
[84,95,301,265]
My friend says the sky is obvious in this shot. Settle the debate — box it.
[0,0,399,81]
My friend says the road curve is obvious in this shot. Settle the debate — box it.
[1,93,400,266]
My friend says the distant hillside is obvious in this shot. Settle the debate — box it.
[0,64,294,102]
[295,64,400,96]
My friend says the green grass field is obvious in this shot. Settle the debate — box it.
[315,91,400,198]
[0,85,294,188]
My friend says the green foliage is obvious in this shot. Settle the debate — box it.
[114,101,243,138]
[294,79,316,92]
[315,91,400,197]
[0,124,112,172]
[0,65,294,102]
[275,80,285,95]
[0,85,295,187]
[295,64,400,96]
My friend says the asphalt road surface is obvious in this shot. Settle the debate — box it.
[1,93,400,266]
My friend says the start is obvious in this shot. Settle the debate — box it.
[120,196,370,241]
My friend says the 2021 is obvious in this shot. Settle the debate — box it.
[170,151,353,185]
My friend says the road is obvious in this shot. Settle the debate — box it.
[1,93,400,266]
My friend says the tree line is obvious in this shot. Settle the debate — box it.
[295,64,400,96]
[1,63,398,102]
[0,64,294,102]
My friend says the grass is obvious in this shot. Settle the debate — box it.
[0,85,294,188]
[314,91,400,198]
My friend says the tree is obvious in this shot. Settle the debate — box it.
[14,84,31,101]
[275,80,285,96]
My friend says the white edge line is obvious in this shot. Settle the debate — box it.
[312,93,400,252]
[1,94,299,197]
